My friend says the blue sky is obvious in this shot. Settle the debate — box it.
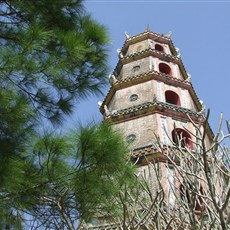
[68,1,230,133]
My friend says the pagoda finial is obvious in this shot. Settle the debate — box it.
[146,24,151,32]
[108,74,117,85]
[125,31,130,39]
[166,31,172,38]
[104,105,110,116]
[175,47,181,58]
[186,73,191,82]
[97,101,102,107]
[117,49,124,58]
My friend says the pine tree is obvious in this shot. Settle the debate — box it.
[0,1,135,228]
[0,0,109,123]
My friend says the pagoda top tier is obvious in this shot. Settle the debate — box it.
[120,29,177,57]
[113,29,190,86]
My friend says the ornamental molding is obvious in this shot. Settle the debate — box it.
[104,99,202,122]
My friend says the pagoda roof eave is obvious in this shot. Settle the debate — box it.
[104,100,202,122]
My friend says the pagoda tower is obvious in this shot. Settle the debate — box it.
[94,29,214,228]
[100,28,212,161]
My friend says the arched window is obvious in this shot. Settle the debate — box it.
[172,128,193,149]
[159,63,172,75]
[155,44,164,52]
[165,90,181,106]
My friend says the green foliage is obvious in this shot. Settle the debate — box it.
[0,90,38,228]
[31,131,72,190]
[71,122,135,220]
[0,0,109,124]
[1,112,135,228]
[27,122,135,227]
[0,90,34,182]
[0,1,134,228]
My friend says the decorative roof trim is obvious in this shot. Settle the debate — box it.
[130,144,189,166]
[114,70,190,87]
[105,100,202,119]
[122,48,180,64]
[121,31,172,54]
